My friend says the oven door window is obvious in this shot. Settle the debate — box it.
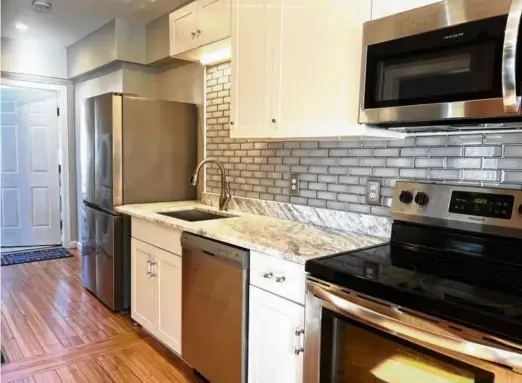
[364,16,505,109]
[319,310,494,383]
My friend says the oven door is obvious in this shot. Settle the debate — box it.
[359,1,522,126]
[304,280,522,383]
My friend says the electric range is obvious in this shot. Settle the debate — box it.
[304,181,522,383]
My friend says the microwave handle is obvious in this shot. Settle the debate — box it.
[502,0,522,113]
[313,283,522,372]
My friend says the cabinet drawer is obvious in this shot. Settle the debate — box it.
[131,218,182,256]
[250,252,306,305]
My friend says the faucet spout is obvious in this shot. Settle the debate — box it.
[191,158,231,211]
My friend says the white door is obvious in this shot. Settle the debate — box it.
[248,286,305,383]
[170,1,200,56]
[1,86,61,247]
[230,0,275,139]
[198,0,231,46]
[272,0,368,139]
[131,239,155,333]
[154,247,182,355]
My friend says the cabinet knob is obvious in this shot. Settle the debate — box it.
[294,347,304,355]
[230,121,235,126]
[275,276,286,283]
[272,118,277,123]
[191,31,196,38]
[263,272,273,279]
[197,29,201,36]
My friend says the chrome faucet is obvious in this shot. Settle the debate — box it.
[191,158,231,211]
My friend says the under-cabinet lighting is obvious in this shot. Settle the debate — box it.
[200,47,231,65]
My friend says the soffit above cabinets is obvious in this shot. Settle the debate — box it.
[1,0,192,47]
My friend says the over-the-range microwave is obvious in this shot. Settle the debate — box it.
[359,0,522,131]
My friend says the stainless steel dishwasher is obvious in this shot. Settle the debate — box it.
[181,232,249,383]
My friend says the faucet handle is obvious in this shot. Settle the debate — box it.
[190,175,196,186]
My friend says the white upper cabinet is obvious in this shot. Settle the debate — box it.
[230,0,275,139]
[271,0,369,139]
[170,2,199,56]
[230,0,403,140]
[198,0,232,46]
[170,0,231,57]
[371,0,442,20]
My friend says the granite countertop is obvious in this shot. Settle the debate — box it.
[116,201,386,265]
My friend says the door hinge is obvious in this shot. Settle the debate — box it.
[57,107,60,116]
[58,164,61,174]
[60,220,63,230]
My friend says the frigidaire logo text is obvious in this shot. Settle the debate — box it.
[468,216,486,222]
[444,32,464,40]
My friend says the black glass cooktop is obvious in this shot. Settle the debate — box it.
[306,222,522,343]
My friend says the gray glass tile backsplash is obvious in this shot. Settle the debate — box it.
[206,62,522,217]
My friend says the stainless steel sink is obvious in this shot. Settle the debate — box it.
[158,209,235,222]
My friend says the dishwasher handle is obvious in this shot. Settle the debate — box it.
[181,232,249,270]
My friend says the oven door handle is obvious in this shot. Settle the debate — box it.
[313,284,522,371]
[502,0,522,113]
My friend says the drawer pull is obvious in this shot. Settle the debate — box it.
[263,272,274,279]
[275,276,286,283]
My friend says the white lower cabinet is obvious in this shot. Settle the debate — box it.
[131,239,156,334]
[131,238,182,355]
[155,247,182,354]
[248,286,305,383]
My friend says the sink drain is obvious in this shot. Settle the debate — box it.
[1,347,8,365]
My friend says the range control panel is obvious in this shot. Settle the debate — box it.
[391,181,522,237]
[449,191,514,220]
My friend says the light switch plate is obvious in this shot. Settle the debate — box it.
[289,173,299,196]
[366,179,381,205]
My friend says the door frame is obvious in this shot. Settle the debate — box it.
[1,77,73,248]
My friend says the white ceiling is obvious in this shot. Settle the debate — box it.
[1,0,185,47]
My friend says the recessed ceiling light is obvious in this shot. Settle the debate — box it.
[32,0,52,12]
[15,22,28,31]
[149,0,156,3]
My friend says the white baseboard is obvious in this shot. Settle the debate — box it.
[67,241,81,251]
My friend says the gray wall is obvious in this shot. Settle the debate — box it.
[67,19,147,79]
[205,62,522,217]
[1,37,67,79]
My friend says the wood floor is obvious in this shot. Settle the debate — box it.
[0,251,200,382]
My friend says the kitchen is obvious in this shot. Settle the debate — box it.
[2,0,522,382]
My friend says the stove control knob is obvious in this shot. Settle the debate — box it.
[399,190,413,204]
[415,192,429,206]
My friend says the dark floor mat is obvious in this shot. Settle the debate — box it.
[1,247,73,266]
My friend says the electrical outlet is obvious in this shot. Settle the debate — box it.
[289,173,299,196]
[366,179,381,205]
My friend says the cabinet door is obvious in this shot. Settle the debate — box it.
[248,286,304,383]
[153,247,182,355]
[170,1,199,56]
[371,0,441,19]
[131,239,155,333]
[198,0,231,47]
[230,0,275,139]
[271,0,369,139]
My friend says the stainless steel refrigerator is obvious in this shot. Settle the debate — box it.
[81,93,197,311]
